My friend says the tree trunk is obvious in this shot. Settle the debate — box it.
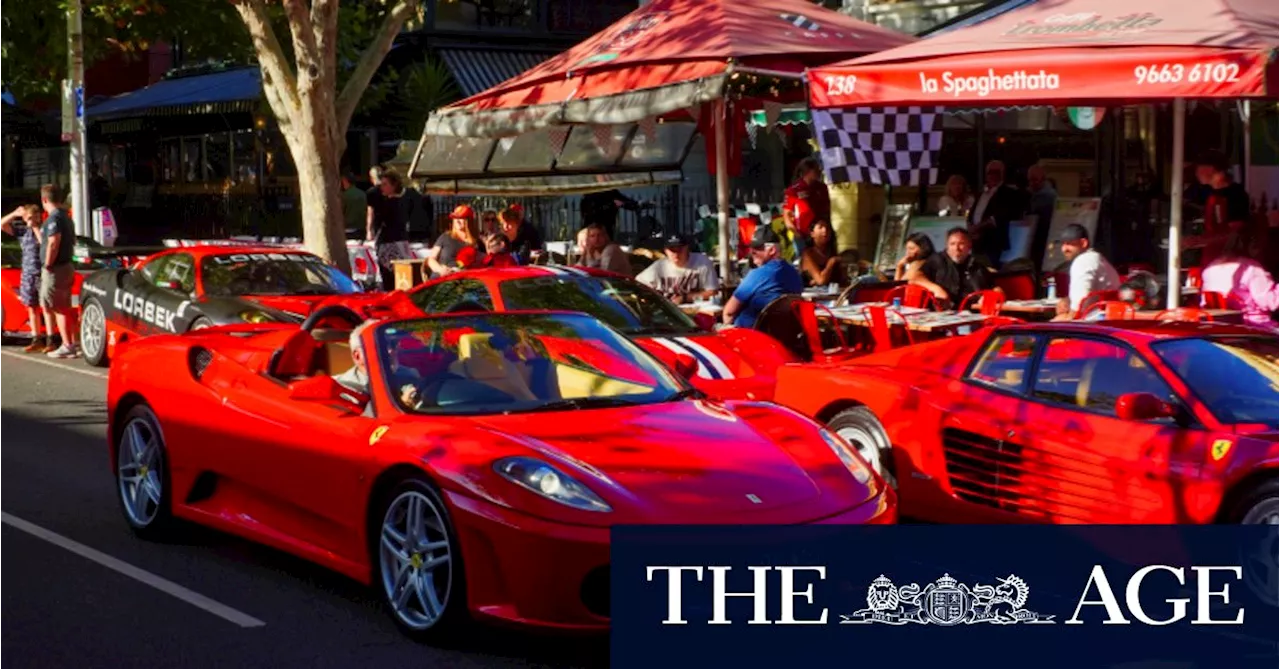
[284,127,350,275]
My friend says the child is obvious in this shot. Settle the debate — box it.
[480,233,519,268]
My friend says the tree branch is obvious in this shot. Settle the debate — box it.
[335,0,420,135]
[282,0,321,94]
[311,0,340,90]
[231,0,300,116]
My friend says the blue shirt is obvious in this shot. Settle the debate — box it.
[731,259,802,328]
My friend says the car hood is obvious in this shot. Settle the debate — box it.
[463,400,873,524]
[632,330,793,400]
[240,293,384,320]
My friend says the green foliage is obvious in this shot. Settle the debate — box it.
[393,58,461,136]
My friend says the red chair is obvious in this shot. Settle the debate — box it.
[861,304,915,352]
[1156,308,1214,322]
[736,218,757,260]
[992,270,1036,300]
[1200,290,1228,309]
[1186,267,1204,289]
[1080,300,1136,320]
[885,284,939,310]
[958,290,1006,316]
[980,315,1025,328]
[795,301,853,361]
[839,280,903,307]
[1074,289,1121,318]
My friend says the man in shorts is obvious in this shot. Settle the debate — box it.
[39,184,79,358]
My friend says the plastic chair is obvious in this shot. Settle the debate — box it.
[754,295,812,361]
[796,301,853,361]
[980,316,1025,328]
[885,284,939,310]
[1080,300,1136,320]
[992,270,1037,300]
[1074,289,1121,318]
[1200,291,1228,309]
[1156,308,1214,322]
[861,304,915,352]
[839,279,903,307]
[1186,267,1204,289]
[958,290,1006,316]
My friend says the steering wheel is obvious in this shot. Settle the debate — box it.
[300,304,364,334]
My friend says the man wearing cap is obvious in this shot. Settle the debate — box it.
[636,233,719,304]
[723,226,803,329]
[1053,223,1120,320]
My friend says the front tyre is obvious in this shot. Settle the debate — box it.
[80,297,109,367]
[115,404,177,540]
[828,406,897,489]
[189,316,214,331]
[1227,479,1279,525]
[375,477,468,642]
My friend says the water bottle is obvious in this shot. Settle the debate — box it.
[1046,277,1057,300]
[891,297,902,309]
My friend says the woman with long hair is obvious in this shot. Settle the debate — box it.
[480,209,500,237]
[1201,227,1278,329]
[895,232,935,281]
[799,219,846,287]
[425,204,482,277]
[938,175,974,216]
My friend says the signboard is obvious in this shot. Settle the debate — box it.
[1066,107,1106,130]
[93,207,117,247]
[61,80,74,139]
[1041,197,1101,272]
[872,204,914,273]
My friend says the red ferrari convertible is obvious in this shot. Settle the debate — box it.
[108,309,894,639]
[773,320,1278,525]
[365,266,797,401]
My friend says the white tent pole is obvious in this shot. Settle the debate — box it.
[1166,98,1186,310]
[714,98,732,282]
[1242,100,1252,192]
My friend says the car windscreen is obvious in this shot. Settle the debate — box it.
[497,275,699,336]
[1150,336,1279,427]
[200,253,361,297]
[376,313,687,416]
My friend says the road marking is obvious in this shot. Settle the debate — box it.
[1,512,266,628]
[0,349,107,379]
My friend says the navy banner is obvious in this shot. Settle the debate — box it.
[611,525,1278,668]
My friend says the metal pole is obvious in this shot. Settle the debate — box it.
[1166,98,1186,310]
[1242,101,1252,192]
[714,98,732,283]
[67,0,89,237]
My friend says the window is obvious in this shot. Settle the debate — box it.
[547,0,634,32]
[182,137,203,182]
[1152,336,1278,427]
[409,279,493,313]
[140,255,173,285]
[232,131,257,184]
[159,253,197,293]
[499,275,700,336]
[205,133,231,182]
[434,0,535,31]
[162,140,181,182]
[1032,338,1175,416]
[968,334,1037,392]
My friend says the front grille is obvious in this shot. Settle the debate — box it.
[580,565,610,618]
[942,428,1025,513]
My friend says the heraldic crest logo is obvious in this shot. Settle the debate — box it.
[841,574,1056,626]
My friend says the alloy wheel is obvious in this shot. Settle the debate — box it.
[81,300,105,360]
[379,489,453,631]
[1241,496,1279,525]
[117,416,163,527]
[837,425,886,479]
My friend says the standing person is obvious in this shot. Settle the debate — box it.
[894,232,935,281]
[799,220,845,288]
[366,170,410,290]
[401,182,433,242]
[499,205,544,264]
[636,233,719,303]
[938,174,974,216]
[340,172,366,235]
[425,205,482,277]
[580,189,640,241]
[1201,228,1278,329]
[786,158,832,224]
[577,222,631,275]
[967,160,1023,268]
[479,210,500,237]
[1187,149,1253,267]
[1052,224,1121,321]
[1025,164,1057,266]
[911,227,994,308]
[1,205,47,350]
[723,226,803,328]
[37,184,79,358]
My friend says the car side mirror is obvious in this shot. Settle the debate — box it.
[672,352,699,379]
[1115,392,1176,421]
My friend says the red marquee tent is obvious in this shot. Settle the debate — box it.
[807,0,1277,307]
[414,0,915,279]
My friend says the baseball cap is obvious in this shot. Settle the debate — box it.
[1057,224,1089,243]
[749,225,781,249]
[450,204,475,220]
[663,233,688,248]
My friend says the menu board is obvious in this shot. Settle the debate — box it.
[872,204,914,273]
[1041,197,1101,272]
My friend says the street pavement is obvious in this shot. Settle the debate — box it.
[0,346,608,669]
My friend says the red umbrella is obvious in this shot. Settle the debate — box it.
[807,0,1277,307]
[418,0,914,280]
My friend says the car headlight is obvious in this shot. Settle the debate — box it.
[820,429,875,486]
[239,310,273,323]
[494,456,611,512]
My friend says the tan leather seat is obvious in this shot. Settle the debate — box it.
[448,333,537,401]
[324,341,354,376]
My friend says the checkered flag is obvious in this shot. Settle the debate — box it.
[779,14,821,31]
[812,107,943,187]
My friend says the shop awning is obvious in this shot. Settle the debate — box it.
[437,47,556,97]
[87,67,261,120]
[810,0,1277,108]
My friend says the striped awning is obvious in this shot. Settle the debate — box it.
[437,48,555,97]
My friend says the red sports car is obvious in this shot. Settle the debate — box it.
[107,309,894,639]
[368,266,797,401]
[80,245,383,366]
[772,321,1278,525]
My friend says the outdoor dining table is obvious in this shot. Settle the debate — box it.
[680,300,724,319]
[800,286,841,303]
[829,303,991,335]
[992,298,1059,317]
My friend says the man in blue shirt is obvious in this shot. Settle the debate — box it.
[723,226,803,328]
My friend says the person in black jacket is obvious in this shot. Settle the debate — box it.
[580,189,640,241]
[966,160,1026,268]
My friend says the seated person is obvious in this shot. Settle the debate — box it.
[911,227,994,308]
[479,232,519,268]
[723,226,803,328]
[1052,224,1120,321]
[635,233,719,304]
[333,321,373,398]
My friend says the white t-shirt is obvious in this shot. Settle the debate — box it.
[1068,248,1121,312]
[636,253,720,296]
